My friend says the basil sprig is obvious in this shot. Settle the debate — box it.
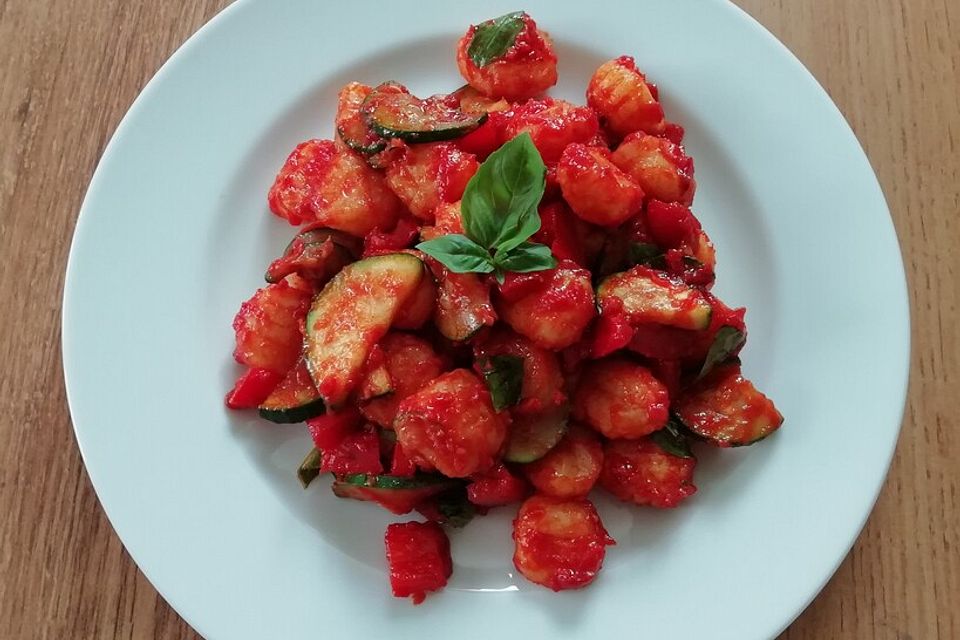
[698,326,746,379]
[651,419,694,459]
[477,354,524,411]
[467,11,526,68]
[417,133,556,282]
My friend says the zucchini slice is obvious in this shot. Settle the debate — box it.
[265,226,361,284]
[357,359,394,401]
[674,364,783,447]
[297,448,323,488]
[504,405,570,463]
[361,82,487,143]
[434,270,496,341]
[335,82,387,154]
[332,473,458,514]
[597,265,712,330]
[305,253,425,408]
[258,360,325,424]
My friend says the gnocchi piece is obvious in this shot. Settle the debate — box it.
[474,328,566,415]
[523,425,603,498]
[557,143,645,227]
[497,261,596,350]
[513,495,614,591]
[360,333,447,428]
[456,12,558,101]
[385,143,479,222]
[573,357,670,439]
[268,139,402,235]
[394,369,507,477]
[393,274,437,330]
[586,56,666,138]
[612,132,696,205]
[232,275,313,374]
[503,98,599,163]
[599,437,697,508]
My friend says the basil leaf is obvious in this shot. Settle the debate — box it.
[433,486,476,528]
[698,326,746,379]
[467,11,526,68]
[494,242,557,273]
[651,419,693,458]
[416,234,494,274]
[297,448,323,488]
[461,133,546,251]
[477,354,523,411]
[629,242,664,266]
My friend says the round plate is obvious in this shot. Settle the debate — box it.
[62,1,909,638]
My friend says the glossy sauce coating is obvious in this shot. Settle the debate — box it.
[586,56,665,137]
[557,143,645,226]
[574,357,670,438]
[523,425,603,497]
[513,495,614,591]
[394,369,507,477]
[497,260,596,350]
[599,437,697,508]
[268,139,401,234]
[456,13,558,101]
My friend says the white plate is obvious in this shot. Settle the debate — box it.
[62,1,909,638]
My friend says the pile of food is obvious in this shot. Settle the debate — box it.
[225,10,783,603]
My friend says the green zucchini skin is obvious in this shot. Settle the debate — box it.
[361,82,487,144]
[258,361,325,424]
[504,405,570,463]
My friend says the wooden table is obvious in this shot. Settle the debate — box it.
[1,1,956,637]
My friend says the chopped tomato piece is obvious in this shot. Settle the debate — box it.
[385,521,452,604]
[362,216,420,257]
[306,407,362,450]
[224,368,284,409]
[319,427,383,475]
[467,464,529,507]
[390,442,418,477]
[591,298,635,358]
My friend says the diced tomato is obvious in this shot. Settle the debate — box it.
[306,407,363,450]
[467,464,529,507]
[532,201,587,265]
[319,427,383,476]
[362,216,420,257]
[645,200,700,249]
[224,368,284,409]
[385,521,452,604]
[647,359,682,398]
[497,269,552,303]
[591,298,635,358]
[662,122,685,145]
[391,442,418,477]
[456,117,503,159]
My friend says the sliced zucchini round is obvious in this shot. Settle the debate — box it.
[332,473,459,514]
[258,360,325,424]
[305,253,426,408]
[361,82,487,143]
[504,405,570,463]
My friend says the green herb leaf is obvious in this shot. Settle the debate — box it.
[629,242,664,266]
[467,11,526,68]
[477,354,524,411]
[651,419,694,458]
[699,326,746,379]
[433,486,476,528]
[417,234,495,274]
[297,448,323,488]
[494,242,557,273]
[461,133,547,251]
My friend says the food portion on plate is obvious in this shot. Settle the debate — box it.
[224,10,783,604]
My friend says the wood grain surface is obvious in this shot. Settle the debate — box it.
[0,1,956,638]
